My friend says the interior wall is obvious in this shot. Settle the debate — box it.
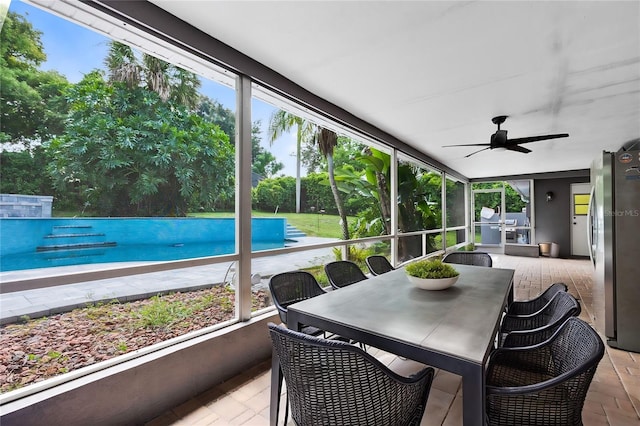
[534,176,590,258]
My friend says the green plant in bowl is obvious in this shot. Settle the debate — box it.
[405,259,459,279]
[405,259,460,290]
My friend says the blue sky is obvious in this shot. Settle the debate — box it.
[7,0,299,176]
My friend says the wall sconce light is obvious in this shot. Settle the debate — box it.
[546,191,554,202]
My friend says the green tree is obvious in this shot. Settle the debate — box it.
[252,121,283,178]
[253,150,284,179]
[268,110,316,213]
[46,71,234,216]
[316,127,349,240]
[252,176,295,212]
[105,41,200,109]
[302,172,335,213]
[0,147,52,195]
[471,182,527,220]
[0,11,69,148]
[343,147,392,237]
[340,148,439,259]
[302,135,366,174]
[197,96,236,143]
[197,100,282,181]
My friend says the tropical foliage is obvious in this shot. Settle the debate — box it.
[0,11,69,148]
[46,70,234,216]
[0,148,52,195]
[252,176,296,212]
[0,14,284,216]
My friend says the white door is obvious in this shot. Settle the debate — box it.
[571,183,591,256]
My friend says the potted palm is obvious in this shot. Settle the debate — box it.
[405,258,460,290]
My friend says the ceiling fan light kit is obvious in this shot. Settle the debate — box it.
[443,116,569,158]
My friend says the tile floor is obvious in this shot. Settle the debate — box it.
[146,255,640,426]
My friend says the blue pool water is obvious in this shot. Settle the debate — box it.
[0,217,287,272]
[0,241,284,272]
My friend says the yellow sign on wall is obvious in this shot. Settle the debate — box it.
[574,193,590,215]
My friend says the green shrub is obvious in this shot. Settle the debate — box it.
[252,176,296,212]
[405,259,459,279]
[136,295,191,328]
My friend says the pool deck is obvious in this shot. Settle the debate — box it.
[0,237,338,324]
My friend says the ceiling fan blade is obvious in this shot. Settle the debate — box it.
[506,145,532,154]
[464,147,491,158]
[442,143,490,148]
[508,133,569,145]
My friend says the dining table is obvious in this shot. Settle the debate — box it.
[269,263,514,426]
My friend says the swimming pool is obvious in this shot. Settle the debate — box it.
[0,217,286,272]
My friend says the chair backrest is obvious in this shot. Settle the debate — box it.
[442,251,492,267]
[507,282,568,316]
[269,323,434,426]
[487,317,604,425]
[501,291,580,335]
[546,318,604,376]
[540,291,581,326]
[268,271,325,323]
[366,255,395,276]
[538,282,569,303]
[324,260,368,289]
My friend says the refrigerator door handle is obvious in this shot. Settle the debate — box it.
[587,184,596,267]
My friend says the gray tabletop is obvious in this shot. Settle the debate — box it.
[288,264,513,366]
[283,263,514,426]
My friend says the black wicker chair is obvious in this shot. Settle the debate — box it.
[500,291,581,347]
[507,282,568,316]
[269,322,434,426]
[442,251,493,267]
[324,260,368,289]
[268,271,327,336]
[486,317,605,425]
[366,255,395,276]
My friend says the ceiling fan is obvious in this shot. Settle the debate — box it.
[443,116,569,158]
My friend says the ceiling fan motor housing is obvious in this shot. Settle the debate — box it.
[490,130,508,148]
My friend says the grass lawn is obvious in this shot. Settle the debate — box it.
[189,211,353,239]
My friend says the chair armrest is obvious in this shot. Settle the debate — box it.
[488,331,601,393]
[500,313,544,332]
[507,297,555,316]
[502,308,543,320]
[487,357,600,396]
[501,322,562,347]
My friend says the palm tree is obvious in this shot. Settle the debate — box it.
[168,67,200,110]
[142,54,170,101]
[317,127,349,240]
[105,41,200,109]
[267,110,316,213]
[105,42,140,89]
[361,146,392,235]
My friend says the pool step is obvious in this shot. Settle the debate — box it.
[45,233,106,239]
[37,242,117,252]
[36,247,112,266]
[38,224,117,252]
[285,224,306,240]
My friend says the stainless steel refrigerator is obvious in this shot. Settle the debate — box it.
[589,142,640,353]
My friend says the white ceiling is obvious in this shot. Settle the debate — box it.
[152,1,639,179]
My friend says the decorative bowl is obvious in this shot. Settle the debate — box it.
[407,275,459,290]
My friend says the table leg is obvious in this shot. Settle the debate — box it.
[269,346,283,426]
[462,364,485,426]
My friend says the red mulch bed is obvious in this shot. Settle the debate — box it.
[0,286,270,393]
